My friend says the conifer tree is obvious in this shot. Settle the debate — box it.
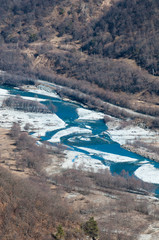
[82,217,99,240]
[56,224,65,240]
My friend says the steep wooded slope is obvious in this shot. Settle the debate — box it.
[82,0,159,75]
[0,0,159,123]
[1,0,159,77]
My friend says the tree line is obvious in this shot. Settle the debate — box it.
[2,95,56,113]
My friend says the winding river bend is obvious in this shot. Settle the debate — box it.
[1,84,159,194]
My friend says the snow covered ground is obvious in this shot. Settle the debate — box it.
[77,108,104,120]
[79,147,138,163]
[62,150,109,172]
[20,96,45,102]
[23,85,60,99]
[49,127,92,143]
[0,107,66,137]
[135,164,159,184]
[0,89,10,105]
[1,86,159,184]
[77,108,159,149]
[0,88,66,137]
[107,120,159,145]
[0,88,45,104]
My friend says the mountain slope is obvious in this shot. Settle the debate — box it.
[0,0,159,126]
[82,0,159,75]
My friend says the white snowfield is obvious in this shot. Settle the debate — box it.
[49,127,92,143]
[0,89,10,105]
[21,96,45,102]
[0,88,66,137]
[79,147,138,163]
[0,88,9,95]
[62,150,109,172]
[77,108,104,120]
[135,164,159,184]
[23,86,60,99]
[0,107,66,137]
[0,88,45,104]
[107,120,158,145]
[1,86,159,184]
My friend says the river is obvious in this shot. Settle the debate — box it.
[1,84,159,195]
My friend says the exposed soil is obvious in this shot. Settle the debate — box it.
[0,128,26,176]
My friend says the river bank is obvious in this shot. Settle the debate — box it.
[33,81,159,163]
[1,83,159,185]
[106,119,159,161]
[0,86,109,173]
[123,144,159,162]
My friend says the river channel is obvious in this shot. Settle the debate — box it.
[1,85,159,195]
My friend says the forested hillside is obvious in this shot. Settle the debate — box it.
[1,1,159,239]
[0,0,159,124]
[82,0,159,75]
[0,0,159,74]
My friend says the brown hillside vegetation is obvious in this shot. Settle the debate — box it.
[0,0,159,127]
[0,0,158,75]
[0,128,82,240]
[1,1,159,239]
[82,0,159,75]
[0,167,81,240]
[1,128,159,239]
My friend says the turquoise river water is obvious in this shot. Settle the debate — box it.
[1,85,159,195]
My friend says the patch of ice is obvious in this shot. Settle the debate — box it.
[85,125,92,129]
[63,150,109,172]
[0,89,10,106]
[21,96,45,102]
[78,147,138,163]
[0,89,45,106]
[107,121,158,145]
[68,136,91,142]
[49,127,92,143]
[77,108,104,120]
[67,137,76,143]
[135,164,159,184]
[0,70,6,74]
[0,108,66,137]
[137,160,149,164]
[79,137,91,141]
[138,235,152,240]
[0,89,8,95]
[36,141,43,145]
[26,87,60,99]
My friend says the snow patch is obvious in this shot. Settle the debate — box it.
[0,108,66,137]
[77,108,104,120]
[21,96,45,102]
[25,87,60,99]
[138,235,152,240]
[0,89,10,105]
[135,164,159,184]
[0,88,65,136]
[49,127,92,143]
[107,120,158,145]
[79,136,91,141]
[79,147,138,163]
[63,150,109,172]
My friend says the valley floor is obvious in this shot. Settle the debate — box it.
[1,83,159,184]
[1,127,159,239]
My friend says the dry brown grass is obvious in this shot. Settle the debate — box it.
[1,128,159,239]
